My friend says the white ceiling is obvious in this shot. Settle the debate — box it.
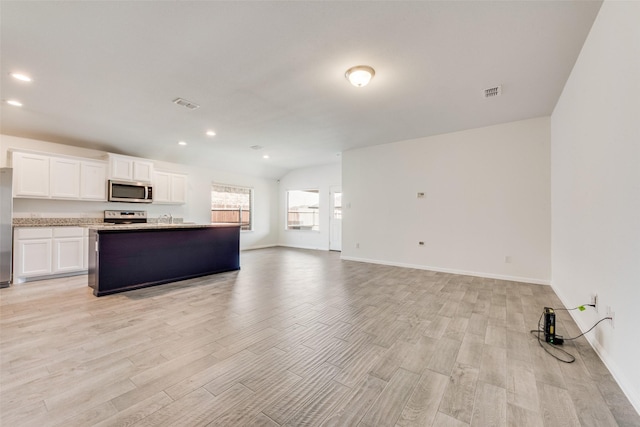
[1,1,602,179]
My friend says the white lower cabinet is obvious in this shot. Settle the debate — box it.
[14,227,88,282]
[15,228,53,278]
[83,228,89,269]
[53,228,84,273]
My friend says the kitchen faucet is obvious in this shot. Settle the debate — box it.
[160,213,173,224]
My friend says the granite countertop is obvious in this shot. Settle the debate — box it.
[13,218,104,227]
[13,217,240,230]
[86,223,241,231]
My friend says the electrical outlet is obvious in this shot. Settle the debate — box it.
[610,311,615,329]
[606,306,615,328]
[355,243,360,249]
[591,293,598,313]
[504,256,512,264]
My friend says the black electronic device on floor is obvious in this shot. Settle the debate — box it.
[544,307,563,344]
[544,307,555,342]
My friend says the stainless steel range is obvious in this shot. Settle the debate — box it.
[103,210,148,225]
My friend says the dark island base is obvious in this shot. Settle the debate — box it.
[88,226,240,296]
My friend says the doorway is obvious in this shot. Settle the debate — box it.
[329,187,342,251]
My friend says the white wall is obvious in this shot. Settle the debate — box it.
[551,0,640,412]
[278,163,341,250]
[342,117,551,284]
[1,134,279,250]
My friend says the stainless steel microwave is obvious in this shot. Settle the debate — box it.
[108,180,153,203]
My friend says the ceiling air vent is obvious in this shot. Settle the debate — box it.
[172,97,200,110]
[483,85,502,98]
[250,145,263,150]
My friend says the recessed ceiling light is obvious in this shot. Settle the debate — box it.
[206,130,216,136]
[263,154,270,159]
[6,99,23,107]
[178,141,187,146]
[10,73,32,82]
[345,65,375,87]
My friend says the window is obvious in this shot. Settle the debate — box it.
[287,189,320,231]
[332,192,342,220]
[211,184,253,231]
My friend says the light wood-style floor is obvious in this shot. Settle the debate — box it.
[1,247,638,426]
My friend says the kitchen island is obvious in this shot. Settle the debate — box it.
[87,223,240,296]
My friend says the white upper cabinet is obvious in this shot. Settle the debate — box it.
[170,173,187,204]
[153,171,171,203]
[153,171,187,204]
[12,151,107,201]
[13,152,50,198]
[50,157,81,199]
[80,161,107,200]
[133,160,154,182]
[110,156,133,181]
[109,154,154,182]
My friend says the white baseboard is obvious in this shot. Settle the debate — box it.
[551,284,640,415]
[277,243,329,251]
[13,270,88,284]
[241,244,278,251]
[339,255,550,286]
[244,244,332,252]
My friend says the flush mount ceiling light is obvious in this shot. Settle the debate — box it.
[206,130,216,136]
[178,141,187,146]
[6,99,23,107]
[345,65,375,87]
[263,154,270,159]
[10,72,32,82]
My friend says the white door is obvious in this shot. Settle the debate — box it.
[329,187,342,251]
